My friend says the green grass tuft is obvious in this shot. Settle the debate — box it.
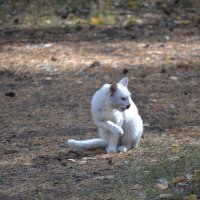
[110,144,200,199]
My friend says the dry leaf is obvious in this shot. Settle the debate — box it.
[127,2,135,8]
[187,194,198,200]
[172,144,179,148]
[156,183,168,190]
[92,175,115,180]
[191,170,200,182]
[171,177,188,184]
[131,184,143,191]
[90,17,104,26]
[67,159,76,162]
[159,194,173,198]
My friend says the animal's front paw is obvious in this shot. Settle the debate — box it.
[106,146,117,154]
[114,126,124,135]
[117,145,128,153]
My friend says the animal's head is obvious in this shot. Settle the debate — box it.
[108,77,132,111]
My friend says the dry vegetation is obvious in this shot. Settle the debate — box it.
[0,0,200,199]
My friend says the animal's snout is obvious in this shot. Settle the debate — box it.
[126,104,131,109]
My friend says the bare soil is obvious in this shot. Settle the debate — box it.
[0,1,200,199]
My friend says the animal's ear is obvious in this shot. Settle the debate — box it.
[110,82,118,96]
[118,77,129,87]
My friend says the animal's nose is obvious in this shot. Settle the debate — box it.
[126,104,131,109]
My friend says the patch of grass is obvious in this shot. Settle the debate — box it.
[112,179,135,200]
[110,144,200,199]
[179,0,200,8]
[141,143,161,152]
[0,0,146,29]
[35,192,45,200]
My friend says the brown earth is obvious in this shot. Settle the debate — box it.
[0,0,200,199]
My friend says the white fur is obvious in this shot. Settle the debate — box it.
[68,77,143,153]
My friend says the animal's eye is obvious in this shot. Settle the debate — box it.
[121,97,126,101]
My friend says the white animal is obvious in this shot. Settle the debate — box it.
[68,77,143,153]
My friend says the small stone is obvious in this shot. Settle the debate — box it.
[107,158,113,165]
[165,35,170,40]
[13,18,19,24]
[160,68,166,73]
[123,159,130,164]
[51,56,57,61]
[104,75,110,80]
[150,99,157,102]
[122,68,129,75]
[159,43,165,47]
[43,43,53,48]
[61,161,67,166]
[76,81,83,84]
[53,181,59,185]
[170,76,178,81]
[131,35,137,40]
[143,44,149,48]
[90,61,101,68]
[163,9,172,16]
[44,77,52,81]
[45,20,51,25]
[67,159,76,162]
[5,91,16,97]
[76,25,82,31]
[92,175,115,180]
[185,173,193,180]
[75,176,82,182]
[60,7,69,19]
[4,149,18,154]
[144,123,150,127]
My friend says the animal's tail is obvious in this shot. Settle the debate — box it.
[67,138,107,150]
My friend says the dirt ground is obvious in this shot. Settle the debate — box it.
[0,1,200,199]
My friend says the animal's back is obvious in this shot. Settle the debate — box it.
[91,84,109,119]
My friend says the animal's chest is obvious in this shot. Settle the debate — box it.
[102,109,124,127]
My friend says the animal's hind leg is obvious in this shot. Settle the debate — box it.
[132,136,141,148]
[118,119,143,152]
